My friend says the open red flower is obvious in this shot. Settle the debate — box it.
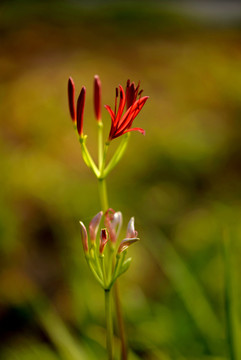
[105,80,149,141]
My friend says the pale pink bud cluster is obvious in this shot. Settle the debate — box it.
[79,210,139,256]
[79,210,139,289]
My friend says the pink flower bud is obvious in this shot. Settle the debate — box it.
[89,211,103,243]
[77,86,86,136]
[112,211,122,239]
[94,75,101,121]
[68,77,76,122]
[79,221,88,253]
[118,238,139,254]
[104,208,122,243]
[99,228,108,254]
[126,217,138,238]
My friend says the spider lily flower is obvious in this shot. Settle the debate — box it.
[105,80,149,141]
[67,77,86,136]
[89,211,103,243]
[94,75,101,121]
[104,208,123,243]
[99,229,108,254]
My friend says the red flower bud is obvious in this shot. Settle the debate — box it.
[68,77,76,122]
[94,75,101,121]
[99,228,108,254]
[77,86,86,136]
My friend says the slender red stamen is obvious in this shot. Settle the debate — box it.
[94,75,101,121]
[114,87,118,116]
[77,86,86,136]
[68,77,76,122]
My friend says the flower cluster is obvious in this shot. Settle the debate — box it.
[68,75,148,141]
[79,209,139,290]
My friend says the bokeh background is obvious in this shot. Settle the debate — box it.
[1,1,241,359]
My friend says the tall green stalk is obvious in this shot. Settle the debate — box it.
[105,289,113,360]
[98,178,108,213]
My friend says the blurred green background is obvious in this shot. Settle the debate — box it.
[1,0,241,359]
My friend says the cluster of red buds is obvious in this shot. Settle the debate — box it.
[79,209,139,290]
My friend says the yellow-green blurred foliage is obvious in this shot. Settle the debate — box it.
[1,1,241,359]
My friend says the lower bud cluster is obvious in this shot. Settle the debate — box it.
[79,209,139,290]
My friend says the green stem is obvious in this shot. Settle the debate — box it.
[98,121,103,169]
[97,141,127,360]
[100,255,107,287]
[113,282,127,360]
[105,289,113,360]
[98,178,109,213]
[86,256,104,288]
[80,139,100,178]
[103,134,129,178]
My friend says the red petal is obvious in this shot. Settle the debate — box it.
[104,104,115,123]
[115,85,126,124]
[117,96,149,134]
[123,127,146,136]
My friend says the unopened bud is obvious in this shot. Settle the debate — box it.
[104,208,116,243]
[79,221,88,253]
[112,211,122,239]
[77,86,86,136]
[126,217,138,238]
[118,238,139,254]
[99,228,108,254]
[94,75,101,121]
[68,77,76,122]
[89,211,103,242]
